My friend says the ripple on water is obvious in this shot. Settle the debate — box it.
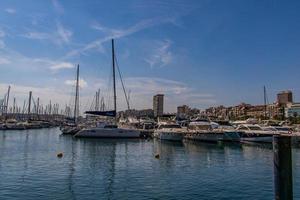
[0,128,299,200]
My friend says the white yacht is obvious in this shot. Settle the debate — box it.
[74,39,140,139]
[236,124,277,143]
[153,123,186,141]
[185,119,243,142]
[75,124,140,138]
[5,119,26,130]
[262,126,300,145]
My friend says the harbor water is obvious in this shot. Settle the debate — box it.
[0,128,299,200]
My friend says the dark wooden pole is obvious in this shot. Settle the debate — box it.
[273,135,293,200]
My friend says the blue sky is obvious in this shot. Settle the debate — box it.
[0,0,300,112]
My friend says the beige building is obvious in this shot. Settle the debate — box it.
[177,105,190,117]
[277,90,293,106]
[153,94,164,117]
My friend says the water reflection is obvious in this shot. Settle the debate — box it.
[0,129,299,200]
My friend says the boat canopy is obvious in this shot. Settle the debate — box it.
[85,110,116,117]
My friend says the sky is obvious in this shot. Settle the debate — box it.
[0,0,300,113]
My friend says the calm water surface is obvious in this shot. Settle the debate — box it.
[0,128,299,200]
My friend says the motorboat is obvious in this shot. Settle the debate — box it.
[185,119,224,142]
[5,119,26,130]
[236,124,277,143]
[153,123,187,141]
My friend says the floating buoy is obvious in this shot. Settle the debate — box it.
[57,152,63,158]
[155,154,160,159]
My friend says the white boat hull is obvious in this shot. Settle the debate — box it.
[154,131,185,141]
[74,127,140,138]
[185,131,224,142]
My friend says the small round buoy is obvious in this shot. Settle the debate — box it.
[57,152,63,158]
[155,154,160,159]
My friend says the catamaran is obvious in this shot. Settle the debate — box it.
[74,39,140,138]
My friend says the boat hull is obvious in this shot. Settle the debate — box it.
[74,128,140,138]
[240,133,274,143]
[185,131,224,143]
[154,131,185,141]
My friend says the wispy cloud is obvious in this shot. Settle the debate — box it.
[5,8,16,14]
[122,77,216,111]
[0,83,71,109]
[0,58,10,65]
[0,30,5,38]
[49,62,74,71]
[56,22,72,43]
[0,29,5,49]
[87,77,216,111]
[65,17,177,58]
[52,0,64,14]
[145,39,173,68]
[65,78,88,88]
[22,32,50,40]
[0,48,74,73]
[22,22,72,45]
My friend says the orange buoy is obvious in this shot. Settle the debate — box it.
[57,152,63,158]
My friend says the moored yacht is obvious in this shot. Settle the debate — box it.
[75,123,140,138]
[185,119,224,142]
[262,126,300,145]
[5,119,26,130]
[74,39,140,139]
[61,65,81,135]
[236,124,277,143]
[153,123,186,141]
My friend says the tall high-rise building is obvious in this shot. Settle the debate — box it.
[153,94,164,117]
[277,90,293,106]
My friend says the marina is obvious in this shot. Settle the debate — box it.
[0,128,300,200]
[1,0,300,199]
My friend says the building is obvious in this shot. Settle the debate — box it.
[153,94,164,117]
[285,103,300,118]
[277,90,293,106]
[177,105,190,117]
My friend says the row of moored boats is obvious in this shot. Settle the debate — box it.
[153,119,300,145]
[0,119,58,130]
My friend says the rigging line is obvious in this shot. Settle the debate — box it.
[89,93,96,111]
[32,97,37,112]
[114,54,130,110]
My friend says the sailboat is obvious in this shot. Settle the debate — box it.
[74,39,140,138]
[61,64,82,135]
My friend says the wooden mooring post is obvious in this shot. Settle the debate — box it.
[273,135,293,200]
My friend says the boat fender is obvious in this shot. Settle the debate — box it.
[57,152,63,158]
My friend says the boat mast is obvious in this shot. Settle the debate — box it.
[5,85,10,118]
[112,39,117,121]
[28,91,32,121]
[74,64,80,124]
[264,86,267,119]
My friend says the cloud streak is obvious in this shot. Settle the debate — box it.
[145,39,173,68]
[0,58,10,65]
[64,78,88,88]
[65,16,177,58]
[5,8,16,14]
[49,62,74,71]
[0,29,5,49]
[22,22,72,46]
[52,0,64,14]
